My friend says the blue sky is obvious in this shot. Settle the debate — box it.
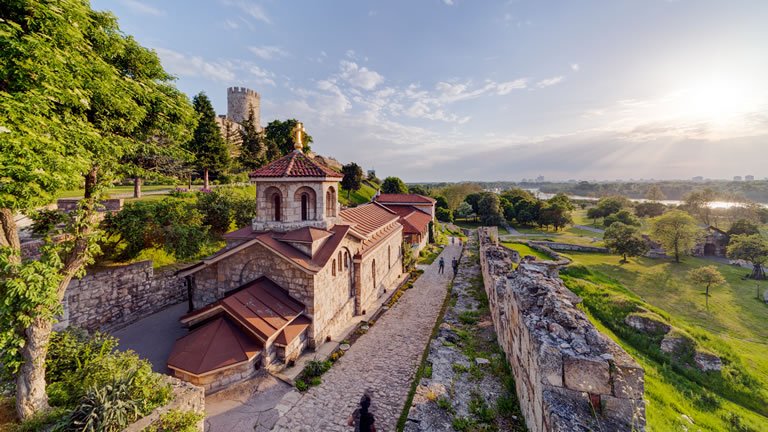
[92,0,768,182]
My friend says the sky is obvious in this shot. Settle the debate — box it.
[91,0,768,182]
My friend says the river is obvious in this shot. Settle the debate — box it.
[523,189,768,209]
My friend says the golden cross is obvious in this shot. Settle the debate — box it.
[294,123,305,151]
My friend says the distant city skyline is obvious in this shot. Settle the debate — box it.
[92,0,768,182]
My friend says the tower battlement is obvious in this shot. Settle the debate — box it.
[227,86,260,126]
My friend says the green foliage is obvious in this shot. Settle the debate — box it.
[145,410,203,432]
[381,176,408,194]
[437,397,453,411]
[635,201,666,218]
[727,219,760,236]
[402,240,416,272]
[196,187,256,233]
[46,329,119,386]
[29,210,68,236]
[603,222,649,262]
[64,375,143,432]
[687,266,726,297]
[468,391,495,423]
[340,163,364,199]
[603,209,641,227]
[262,119,312,158]
[238,108,266,170]
[726,234,768,279]
[434,195,449,210]
[645,185,667,202]
[295,379,308,392]
[187,92,229,181]
[458,311,480,325]
[650,210,702,263]
[436,207,454,223]
[477,193,504,226]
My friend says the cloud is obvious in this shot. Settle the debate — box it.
[536,76,564,88]
[119,0,164,16]
[154,48,236,82]
[443,0,455,5]
[221,0,270,24]
[339,61,384,90]
[224,19,239,29]
[570,63,580,72]
[496,79,528,95]
[249,45,289,60]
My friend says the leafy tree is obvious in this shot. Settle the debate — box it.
[436,207,454,223]
[121,141,192,198]
[464,193,483,214]
[592,195,631,219]
[635,202,666,218]
[650,210,703,263]
[434,195,449,210]
[604,209,641,228]
[367,169,380,184]
[645,185,667,202]
[437,183,482,210]
[0,1,194,419]
[688,266,726,309]
[262,118,312,158]
[537,194,573,231]
[500,187,536,204]
[727,234,768,280]
[727,219,760,236]
[515,198,541,226]
[477,193,504,226]
[340,162,364,200]
[381,176,408,194]
[238,108,266,171]
[454,202,473,219]
[187,92,229,189]
[408,185,430,196]
[683,188,717,225]
[604,222,649,263]
[586,206,603,225]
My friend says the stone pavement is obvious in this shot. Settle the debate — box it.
[271,240,463,432]
[205,373,291,432]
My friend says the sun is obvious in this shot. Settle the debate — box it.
[673,77,761,122]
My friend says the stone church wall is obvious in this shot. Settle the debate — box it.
[58,260,187,332]
[359,228,404,313]
[478,227,645,432]
[310,239,357,344]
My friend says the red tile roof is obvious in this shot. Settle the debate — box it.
[279,227,333,243]
[167,316,262,376]
[340,203,400,238]
[274,315,311,346]
[375,193,436,204]
[402,209,432,235]
[249,151,343,178]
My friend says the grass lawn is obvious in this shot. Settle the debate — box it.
[339,180,378,207]
[57,184,179,199]
[560,252,768,430]
[500,241,553,261]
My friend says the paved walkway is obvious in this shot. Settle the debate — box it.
[271,241,463,432]
[573,224,605,233]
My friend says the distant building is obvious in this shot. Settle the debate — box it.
[745,175,755,181]
[692,176,704,182]
[693,226,730,257]
[214,87,263,155]
[734,176,743,182]
[535,175,545,183]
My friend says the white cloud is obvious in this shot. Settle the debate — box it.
[154,48,236,82]
[224,19,239,29]
[443,0,455,5]
[221,0,270,24]
[339,61,384,90]
[249,45,289,60]
[536,76,564,88]
[496,79,528,95]
[570,63,580,72]
[119,0,164,16]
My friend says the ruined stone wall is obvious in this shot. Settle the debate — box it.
[58,261,187,332]
[478,227,645,432]
[528,241,609,254]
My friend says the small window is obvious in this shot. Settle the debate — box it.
[338,252,343,271]
[332,259,337,276]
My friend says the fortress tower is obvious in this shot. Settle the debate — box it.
[227,86,260,126]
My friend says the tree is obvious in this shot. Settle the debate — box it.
[688,266,726,309]
[477,193,504,226]
[187,92,229,189]
[121,140,192,198]
[409,185,430,196]
[604,209,641,228]
[340,163,364,200]
[238,108,266,171]
[464,193,484,214]
[436,207,454,223]
[262,118,312,158]
[367,169,380,184]
[0,2,194,419]
[454,202,473,219]
[434,195,449,210]
[683,188,716,225]
[645,185,667,202]
[727,234,768,280]
[586,206,603,225]
[381,176,408,194]
[727,219,760,236]
[438,183,482,210]
[604,223,649,263]
[515,198,541,226]
[592,195,631,219]
[635,202,666,218]
[538,194,574,231]
[650,210,703,263]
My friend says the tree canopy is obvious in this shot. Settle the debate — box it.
[727,234,768,280]
[381,176,408,194]
[604,222,649,262]
[340,162,364,199]
[238,107,266,171]
[687,265,726,309]
[187,92,229,189]
[263,118,312,158]
[650,210,702,263]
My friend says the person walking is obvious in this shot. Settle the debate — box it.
[438,257,445,274]
[347,392,376,431]
[452,257,459,277]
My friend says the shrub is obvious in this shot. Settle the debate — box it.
[295,379,308,392]
[29,209,67,235]
[196,189,232,234]
[64,375,142,432]
[436,207,454,223]
[310,377,322,387]
[145,409,204,432]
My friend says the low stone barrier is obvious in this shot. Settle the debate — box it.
[528,241,609,254]
[124,377,205,432]
[56,260,187,332]
[478,227,645,431]
[57,198,123,213]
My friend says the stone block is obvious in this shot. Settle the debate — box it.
[612,362,644,399]
[563,356,611,394]
[539,342,564,387]
[602,394,645,430]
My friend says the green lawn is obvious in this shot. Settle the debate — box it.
[560,252,768,430]
[500,241,553,261]
[339,180,378,207]
[57,184,180,199]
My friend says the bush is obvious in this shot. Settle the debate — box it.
[145,409,204,432]
[196,189,232,234]
[64,375,142,432]
[29,209,67,235]
[295,379,308,392]
[436,207,454,223]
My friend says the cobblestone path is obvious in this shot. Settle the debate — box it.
[272,241,462,432]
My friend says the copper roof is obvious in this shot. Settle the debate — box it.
[375,193,436,204]
[249,151,343,178]
[340,203,400,238]
[274,315,311,346]
[279,227,333,243]
[401,209,432,235]
[167,316,262,376]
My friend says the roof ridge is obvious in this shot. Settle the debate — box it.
[198,318,225,372]
[284,151,298,175]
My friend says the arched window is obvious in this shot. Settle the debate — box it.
[332,259,337,276]
[326,187,336,217]
[388,245,391,268]
[371,259,376,290]
[273,193,281,221]
[338,252,342,271]
[301,193,309,221]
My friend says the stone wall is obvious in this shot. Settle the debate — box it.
[124,376,205,432]
[528,241,609,254]
[58,261,187,332]
[57,198,123,213]
[478,227,645,432]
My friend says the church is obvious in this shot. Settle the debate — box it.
[167,127,433,391]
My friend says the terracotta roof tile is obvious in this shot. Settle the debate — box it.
[249,151,342,178]
[339,203,400,238]
[375,193,436,204]
[278,227,333,243]
[402,209,432,235]
[167,316,262,376]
